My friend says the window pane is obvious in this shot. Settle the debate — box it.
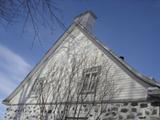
[80,66,101,94]
[83,74,90,91]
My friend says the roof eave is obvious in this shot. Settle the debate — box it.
[2,99,10,106]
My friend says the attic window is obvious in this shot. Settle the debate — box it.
[30,77,45,97]
[80,66,101,94]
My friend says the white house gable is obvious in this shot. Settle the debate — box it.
[6,24,148,105]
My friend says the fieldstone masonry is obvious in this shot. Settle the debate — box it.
[4,102,160,120]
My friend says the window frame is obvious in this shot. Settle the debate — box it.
[80,66,101,94]
[30,77,45,97]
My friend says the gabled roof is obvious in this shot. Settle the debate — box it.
[3,11,160,105]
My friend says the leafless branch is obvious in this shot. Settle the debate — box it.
[0,0,66,48]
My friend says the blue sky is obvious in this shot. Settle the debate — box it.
[0,0,160,118]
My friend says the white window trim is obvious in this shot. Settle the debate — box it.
[80,66,101,94]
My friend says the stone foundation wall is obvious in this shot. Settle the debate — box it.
[4,102,160,120]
